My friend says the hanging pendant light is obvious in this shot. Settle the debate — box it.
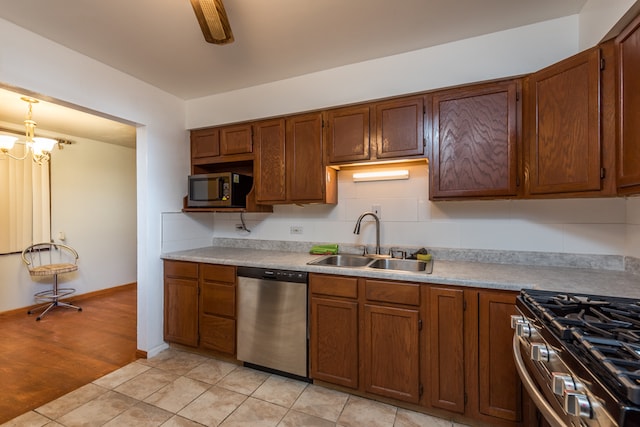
[0,97,58,165]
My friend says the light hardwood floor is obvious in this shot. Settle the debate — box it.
[0,284,137,424]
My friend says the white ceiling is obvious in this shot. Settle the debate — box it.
[0,0,589,147]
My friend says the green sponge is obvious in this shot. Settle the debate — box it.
[310,244,339,255]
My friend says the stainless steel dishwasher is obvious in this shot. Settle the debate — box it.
[236,266,308,379]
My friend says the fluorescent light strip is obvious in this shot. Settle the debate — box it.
[352,169,409,182]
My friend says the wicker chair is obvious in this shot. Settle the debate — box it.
[22,242,82,321]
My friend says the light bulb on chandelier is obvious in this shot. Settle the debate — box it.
[0,97,58,165]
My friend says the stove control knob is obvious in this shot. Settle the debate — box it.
[564,391,592,419]
[552,373,576,396]
[515,322,538,339]
[530,343,552,362]
[510,315,524,329]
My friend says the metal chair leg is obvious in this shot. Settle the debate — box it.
[27,273,82,321]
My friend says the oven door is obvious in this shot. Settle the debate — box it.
[513,334,568,427]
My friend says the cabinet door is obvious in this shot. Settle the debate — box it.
[616,14,640,194]
[428,287,465,413]
[526,47,602,195]
[431,80,520,199]
[220,124,253,155]
[478,291,520,422]
[191,128,220,159]
[164,277,199,346]
[254,119,287,203]
[375,96,424,159]
[286,112,326,202]
[199,264,236,355]
[363,304,420,403]
[310,296,359,389]
[325,105,371,164]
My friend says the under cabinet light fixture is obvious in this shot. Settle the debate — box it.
[352,169,409,182]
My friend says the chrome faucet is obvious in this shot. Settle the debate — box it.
[353,211,381,255]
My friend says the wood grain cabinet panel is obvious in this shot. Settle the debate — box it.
[375,96,425,159]
[254,119,287,203]
[310,296,359,389]
[163,260,199,347]
[220,124,253,156]
[199,264,237,356]
[363,303,420,403]
[616,14,640,194]
[286,112,337,204]
[526,47,603,195]
[431,80,520,199]
[427,287,465,413]
[191,128,220,159]
[477,291,521,422]
[325,105,371,163]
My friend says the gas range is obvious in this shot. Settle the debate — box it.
[514,289,640,427]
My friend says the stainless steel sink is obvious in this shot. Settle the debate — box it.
[308,254,432,273]
[307,254,374,268]
[368,258,428,272]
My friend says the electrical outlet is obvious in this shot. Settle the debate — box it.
[372,204,382,219]
[290,226,303,235]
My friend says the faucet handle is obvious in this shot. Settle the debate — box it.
[390,248,406,259]
[361,245,368,256]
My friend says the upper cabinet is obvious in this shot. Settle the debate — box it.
[254,113,337,205]
[325,105,371,164]
[325,96,425,166]
[191,123,253,169]
[430,79,521,200]
[286,112,337,204]
[524,44,616,197]
[616,14,640,194]
[374,96,426,159]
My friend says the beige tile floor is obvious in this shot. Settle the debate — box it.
[2,348,470,427]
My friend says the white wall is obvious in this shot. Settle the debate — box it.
[579,0,639,48]
[211,163,632,257]
[0,136,137,313]
[0,18,188,356]
[628,197,640,257]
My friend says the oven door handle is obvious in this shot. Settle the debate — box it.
[513,334,567,427]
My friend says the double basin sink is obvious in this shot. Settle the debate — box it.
[307,253,432,273]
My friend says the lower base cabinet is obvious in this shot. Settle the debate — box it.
[163,260,237,356]
[310,273,522,427]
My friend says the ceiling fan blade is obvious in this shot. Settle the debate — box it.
[190,0,234,45]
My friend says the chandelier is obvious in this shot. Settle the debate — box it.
[0,97,58,165]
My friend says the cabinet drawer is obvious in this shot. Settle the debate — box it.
[200,315,236,355]
[309,274,358,299]
[164,260,198,279]
[201,282,235,318]
[201,264,236,284]
[365,280,420,306]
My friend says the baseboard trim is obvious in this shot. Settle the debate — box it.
[0,282,137,317]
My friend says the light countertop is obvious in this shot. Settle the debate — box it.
[162,246,640,299]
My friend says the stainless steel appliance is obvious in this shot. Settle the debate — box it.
[237,266,308,379]
[187,172,253,208]
[513,289,640,427]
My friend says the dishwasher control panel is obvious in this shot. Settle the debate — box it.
[237,266,308,283]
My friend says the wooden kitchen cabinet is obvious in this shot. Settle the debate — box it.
[163,260,199,347]
[374,96,425,159]
[254,118,286,203]
[199,263,237,356]
[190,123,253,167]
[466,289,521,425]
[525,45,615,197]
[616,14,640,194]
[430,79,521,199]
[285,112,337,204]
[363,279,421,404]
[191,128,220,160]
[325,105,371,164]
[309,274,359,389]
[426,286,465,413]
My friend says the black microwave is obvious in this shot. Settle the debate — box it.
[187,172,253,208]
